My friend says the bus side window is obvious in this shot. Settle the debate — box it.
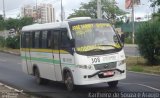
[21,32,25,48]
[31,32,35,48]
[42,30,48,48]
[47,31,51,48]
[34,31,40,48]
[52,30,60,50]
[25,33,30,48]
[61,29,70,49]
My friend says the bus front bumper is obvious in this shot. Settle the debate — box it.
[88,69,125,78]
[73,67,126,85]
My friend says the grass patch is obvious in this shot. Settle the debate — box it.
[128,65,144,72]
[126,56,146,66]
[126,57,160,74]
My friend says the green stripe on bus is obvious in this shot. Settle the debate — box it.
[21,56,75,66]
[21,56,59,64]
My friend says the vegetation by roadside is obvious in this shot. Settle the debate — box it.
[126,56,160,75]
[0,36,20,49]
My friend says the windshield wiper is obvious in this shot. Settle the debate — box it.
[97,44,121,49]
[80,48,106,53]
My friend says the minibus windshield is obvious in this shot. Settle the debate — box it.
[70,22,122,55]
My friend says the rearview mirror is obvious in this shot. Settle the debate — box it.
[120,34,125,46]
[70,39,75,48]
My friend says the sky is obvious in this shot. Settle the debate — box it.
[0,0,154,20]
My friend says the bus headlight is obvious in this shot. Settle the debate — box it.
[76,65,94,70]
[119,60,126,66]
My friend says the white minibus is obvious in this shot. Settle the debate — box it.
[21,18,126,91]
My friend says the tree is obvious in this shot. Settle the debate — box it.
[4,17,33,34]
[19,17,33,28]
[150,0,160,7]
[0,15,5,31]
[68,0,126,20]
[5,18,20,32]
[136,21,160,65]
[0,15,4,20]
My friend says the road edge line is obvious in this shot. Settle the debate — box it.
[128,71,160,77]
[120,82,160,92]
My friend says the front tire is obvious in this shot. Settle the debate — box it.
[64,71,75,91]
[34,68,46,85]
[108,81,118,87]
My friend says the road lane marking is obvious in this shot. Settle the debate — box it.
[128,71,160,77]
[120,82,160,92]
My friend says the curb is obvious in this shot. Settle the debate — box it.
[0,80,41,98]
[0,82,31,98]
[0,50,20,56]
[0,82,23,93]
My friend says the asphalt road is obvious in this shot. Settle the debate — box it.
[0,52,160,98]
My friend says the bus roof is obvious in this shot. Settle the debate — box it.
[22,19,109,32]
[22,22,69,32]
[68,19,109,26]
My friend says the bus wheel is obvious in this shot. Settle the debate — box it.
[64,71,74,91]
[108,80,118,88]
[34,68,44,85]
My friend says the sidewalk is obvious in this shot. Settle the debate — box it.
[0,48,20,56]
[0,82,38,98]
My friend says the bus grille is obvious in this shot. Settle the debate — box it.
[94,62,117,70]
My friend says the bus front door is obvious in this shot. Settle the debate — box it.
[24,32,32,74]
[52,30,63,81]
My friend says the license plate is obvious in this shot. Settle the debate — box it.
[103,71,114,76]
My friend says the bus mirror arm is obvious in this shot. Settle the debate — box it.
[70,39,75,48]
[60,45,74,55]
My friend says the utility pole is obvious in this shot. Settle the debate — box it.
[61,0,63,21]
[131,0,135,44]
[2,0,6,19]
[36,0,38,23]
[112,0,116,24]
[97,0,102,19]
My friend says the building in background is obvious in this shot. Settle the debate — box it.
[21,5,33,18]
[21,4,55,23]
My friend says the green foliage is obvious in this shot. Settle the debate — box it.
[4,17,33,34]
[5,36,20,49]
[19,17,33,27]
[136,21,160,65]
[150,0,160,7]
[0,20,5,31]
[5,18,19,31]
[0,36,5,47]
[0,15,5,30]
[68,0,126,19]
[114,21,124,28]
[0,17,32,49]
[152,13,160,21]
[125,37,132,44]
[0,15,4,20]
[129,65,144,72]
